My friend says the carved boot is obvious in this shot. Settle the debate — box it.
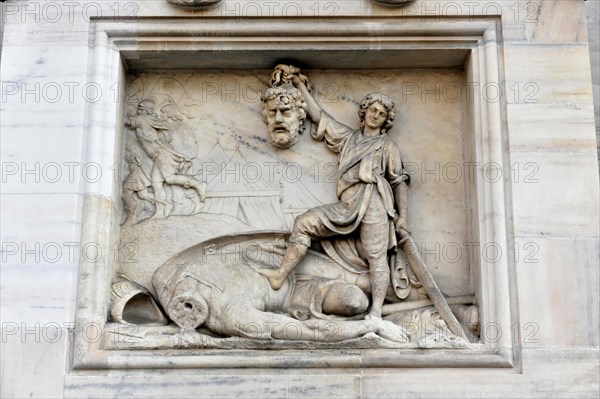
[257,242,307,290]
[184,176,206,202]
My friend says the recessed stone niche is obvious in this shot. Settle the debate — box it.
[73,16,516,369]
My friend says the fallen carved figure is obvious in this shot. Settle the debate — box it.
[151,233,411,344]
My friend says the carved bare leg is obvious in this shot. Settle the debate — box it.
[137,188,154,205]
[360,219,391,320]
[355,273,397,298]
[121,189,137,225]
[367,270,390,320]
[187,177,206,202]
[166,175,206,202]
[255,242,308,290]
[152,182,169,218]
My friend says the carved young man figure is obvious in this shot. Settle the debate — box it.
[261,84,308,149]
[258,77,410,320]
[125,99,206,217]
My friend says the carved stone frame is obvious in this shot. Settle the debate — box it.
[72,15,517,370]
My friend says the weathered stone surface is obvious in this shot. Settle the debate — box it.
[1,1,598,397]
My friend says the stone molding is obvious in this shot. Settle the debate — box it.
[72,15,516,370]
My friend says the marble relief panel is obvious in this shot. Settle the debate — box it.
[111,68,477,348]
[119,69,470,296]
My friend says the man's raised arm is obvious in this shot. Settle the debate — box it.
[291,75,322,124]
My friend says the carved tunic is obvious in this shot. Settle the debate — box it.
[289,111,409,254]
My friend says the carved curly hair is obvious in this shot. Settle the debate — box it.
[358,92,396,134]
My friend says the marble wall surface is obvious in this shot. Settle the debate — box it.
[1,1,598,398]
[586,0,600,159]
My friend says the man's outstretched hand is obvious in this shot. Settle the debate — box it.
[395,217,410,240]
